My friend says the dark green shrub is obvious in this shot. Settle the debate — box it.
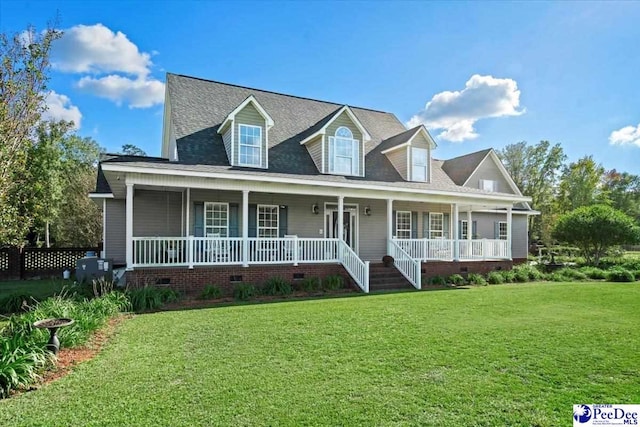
[427,275,446,286]
[606,268,635,282]
[486,271,504,285]
[500,270,515,283]
[233,283,257,301]
[555,268,587,281]
[126,286,179,312]
[634,270,640,280]
[0,294,34,314]
[300,277,320,292]
[467,273,487,286]
[546,273,566,282]
[199,285,222,300]
[322,275,344,291]
[0,334,53,398]
[262,277,292,296]
[513,269,530,283]
[448,274,466,286]
[579,266,607,280]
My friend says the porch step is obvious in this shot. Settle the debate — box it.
[368,263,415,292]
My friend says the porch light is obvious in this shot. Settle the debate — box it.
[311,204,319,215]
[364,206,371,216]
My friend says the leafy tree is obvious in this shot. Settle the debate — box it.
[498,141,566,243]
[553,205,640,266]
[0,24,61,246]
[601,170,640,224]
[556,156,605,213]
[120,144,147,156]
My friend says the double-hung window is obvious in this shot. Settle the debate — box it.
[204,203,228,237]
[498,221,508,240]
[329,126,359,176]
[429,213,444,239]
[258,205,279,238]
[238,124,262,167]
[396,211,411,239]
[411,147,428,182]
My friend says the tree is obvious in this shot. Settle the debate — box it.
[498,141,566,243]
[0,24,61,246]
[556,156,605,213]
[601,170,640,224]
[120,144,146,156]
[553,205,640,266]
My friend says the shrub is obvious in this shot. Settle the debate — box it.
[233,283,257,301]
[579,266,608,280]
[300,277,320,292]
[634,270,640,281]
[199,285,222,300]
[513,269,530,283]
[515,264,544,281]
[486,271,504,285]
[0,334,53,398]
[448,274,466,286]
[427,275,446,286]
[556,268,587,281]
[322,275,345,291]
[467,273,487,286]
[262,277,292,296]
[126,286,179,312]
[546,273,566,282]
[500,270,516,283]
[606,268,635,282]
[0,294,34,314]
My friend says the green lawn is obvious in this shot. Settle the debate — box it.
[0,279,68,300]
[1,282,639,426]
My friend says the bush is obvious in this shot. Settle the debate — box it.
[233,283,257,301]
[448,274,466,286]
[0,334,53,398]
[300,277,320,292]
[262,277,292,296]
[126,286,179,312]
[634,270,640,281]
[486,271,504,285]
[322,275,345,291]
[199,285,222,300]
[500,270,516,283]
[0,294,34,315]
[556,268,587,281]
[427,275,446,286]
[606,268,635,282]
[513,264,544,281]
[579,266,608,280]
[467,273,487,286]
[546,273,566,282]
[513,269,530,283]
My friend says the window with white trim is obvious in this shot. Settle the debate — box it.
[258,205,279,238]
[499,221,508,240]
[238,124,262,167]
[204,203,228,237]
[460,220,468,239]
[329,126,360,176]
[411,147,428,182]
[480,179,498,192]
[396,211,411,239]
[429,213,444,239]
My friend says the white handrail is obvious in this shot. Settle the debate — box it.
[388,240,421,290]
[394,238,509,261]
[132,237,189,267]
[337,240,369,293]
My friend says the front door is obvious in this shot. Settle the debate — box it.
[325,205,358,253]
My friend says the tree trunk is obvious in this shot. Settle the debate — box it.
[45,221,50,248]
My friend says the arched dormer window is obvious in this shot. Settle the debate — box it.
[329,126,359,175]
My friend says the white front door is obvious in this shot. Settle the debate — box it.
[325,204,358,253]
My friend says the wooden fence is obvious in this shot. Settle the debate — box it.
[0,246,100,280]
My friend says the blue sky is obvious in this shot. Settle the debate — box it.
[2,1,639,173]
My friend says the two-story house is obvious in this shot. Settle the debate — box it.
[92,73,534,293]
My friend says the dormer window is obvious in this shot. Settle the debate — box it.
[329,126,360,175]
[480,179,498,192]
[238,124,262,167]
[411,147,428,182]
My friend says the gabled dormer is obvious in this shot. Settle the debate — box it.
[380,125,436,183]
[299,106,371,177]
[217,95,274,169]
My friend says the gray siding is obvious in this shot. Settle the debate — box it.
[385,148,408,180]
[133,190,182,237]
[466,156,515,194]
[234,103,267,168]
[222,125,232,164]
[470,212,528,259]
[306,135,323,173]
[324,111,364,176]
[105,199,126,264]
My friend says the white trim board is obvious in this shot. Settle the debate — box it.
[299,105,371,145]
[462,149,523,196]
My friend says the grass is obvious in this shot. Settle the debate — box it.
[0,279,68,301]
[1,282,639,426]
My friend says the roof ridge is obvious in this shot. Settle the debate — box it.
[444,147,492,162]
[167,72,395,115]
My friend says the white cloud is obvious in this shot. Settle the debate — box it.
[51,23,151,77]
[76,75,164,108]
[609,123,640,147]
[42,91,82,129]
[408,74,524,142]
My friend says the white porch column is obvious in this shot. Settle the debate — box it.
[507,205,513,260]
[467,210,473,241]
[452,203,459,261]
[242,190,249,267]
[387,199,393,254]
[185,188,191,236]
[337,196,344,241]
[125,183,134,271]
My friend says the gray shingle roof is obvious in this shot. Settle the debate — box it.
[441,149,492,186]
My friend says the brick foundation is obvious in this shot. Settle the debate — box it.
[126,263,354,296]
[422,260,513,279]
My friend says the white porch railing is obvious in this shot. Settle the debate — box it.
[388,239,421,290]
[393,238,510,261]
[248,237,339,265]
[192,237,244,266]
[337,240,369,293]
[133,237,190,267]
